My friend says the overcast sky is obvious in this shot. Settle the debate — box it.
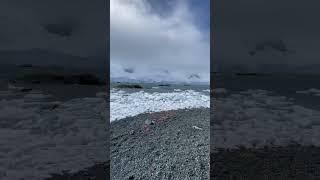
[110,0,210,83]
[214,0,320,73]
[0,0,107,58]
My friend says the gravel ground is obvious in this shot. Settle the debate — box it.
[45,162,109,180]
[211,145,320,180]
[111,108,210,180]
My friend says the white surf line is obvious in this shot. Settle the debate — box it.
[213,89,320,149]
[0,90,107,180]
[110,89,210,121]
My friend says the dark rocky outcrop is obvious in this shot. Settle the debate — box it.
[115,84,143,89]
[158,84,170,87]
[18,73,104,85]
[64,74,102,85]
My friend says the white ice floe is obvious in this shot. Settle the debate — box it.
[0,90,107,180]
[110,89,209,121]
[213,89,320,149]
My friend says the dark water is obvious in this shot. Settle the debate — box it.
[215,75,320,110]
[0,79,104,101]
[111,82,210,94]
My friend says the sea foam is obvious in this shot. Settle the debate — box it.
[110,89,210,121]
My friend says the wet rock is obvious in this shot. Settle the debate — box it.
[158,84,170,87]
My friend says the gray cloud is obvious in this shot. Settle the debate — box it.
[110,0,210,83]
[213,0,320,73]
[0,0,107,58]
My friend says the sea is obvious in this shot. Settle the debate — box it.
[215,74,320,110]
[110,82,210,121]
[212,74,320,148]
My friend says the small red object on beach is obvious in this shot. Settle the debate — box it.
[143,124,150,132]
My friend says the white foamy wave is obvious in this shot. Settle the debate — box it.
[0,90,107,180]
[110,89,210,121]
[213,89,320,149]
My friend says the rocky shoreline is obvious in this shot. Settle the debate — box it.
[111,108,210,179]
